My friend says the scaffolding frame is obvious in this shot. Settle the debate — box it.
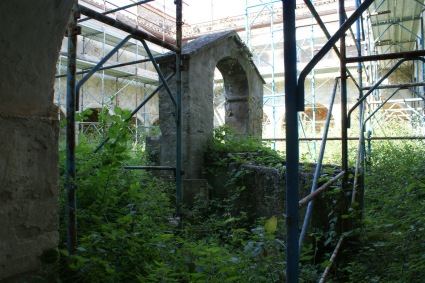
[56,0,169,142]
[64,0,183,253]
[244,0,365,156]
[56,29,160,138]
[362,2,425,136]
[61,0,425,281]
[283,0,425,281]
[245,0,284,150]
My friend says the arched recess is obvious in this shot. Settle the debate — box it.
[213,68,225,127]
[151,118,160,127]
[279,103,334,135]
[304,103,334,133]
[216,56,250,133]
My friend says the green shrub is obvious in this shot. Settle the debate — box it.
[342,140,425,282]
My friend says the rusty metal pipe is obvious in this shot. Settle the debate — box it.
[318,236,345,283]
[299,171,346,208]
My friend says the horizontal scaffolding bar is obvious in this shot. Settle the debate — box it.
[346,50,425,63]
[370,16,422,27]
[264,94,285,98]
[263,136,425,141]
[384,108,423,111]
[363,82,425,90]
[369,98,423,103]
[299,171,345,208]
[123,166,177,171]
[78,4,180,53]
[55,55,169,78]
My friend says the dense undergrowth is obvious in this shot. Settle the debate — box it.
[57,112,327,282]
[339,140,425,282]
[58,112,292,282]
[56,108,425,282]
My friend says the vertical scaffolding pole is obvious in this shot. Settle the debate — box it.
[175,0,183,217]
[135,41,140,144]
[339,0,349,194]
[356,0,364,136]
[65,2,79,253]
[245,0,250,45]
[352,0,365,213]
[421,17,425,97]
[57,57,62,120]
[310,6,317,161]
[283,0,299,281]
[101,29,106,109]
[271,4,277,150]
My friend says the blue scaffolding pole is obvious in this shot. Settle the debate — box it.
[282,0,299,281]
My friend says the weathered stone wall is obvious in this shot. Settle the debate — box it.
[0,1,73,281]
[208,164,298,220]
[0,116,60,281]
[207,162,350,233]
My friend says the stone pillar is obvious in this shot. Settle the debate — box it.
[0,1,73,281]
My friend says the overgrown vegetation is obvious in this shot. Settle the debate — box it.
[56,109,425,282]
[339,140,425,282]
[205,125,283,170]
[58,110,294,282]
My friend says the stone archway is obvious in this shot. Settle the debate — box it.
[216,57,250,133]
[157,30,264,180]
